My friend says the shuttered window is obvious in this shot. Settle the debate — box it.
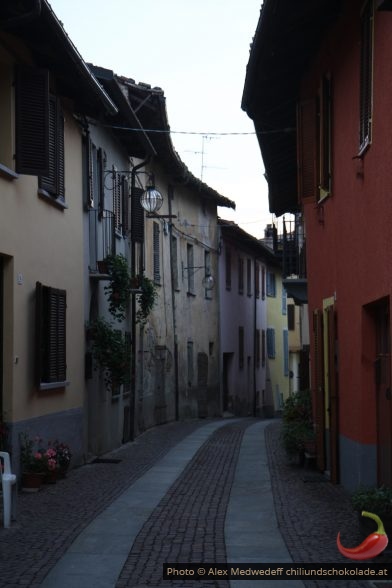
[239,326,244,369]
[15,66,49,176]
[266,271,276,297]
[153,222,161,283]
[359,0,374,153]
[261,329,266,366]
[238,257,244,295]
[131,186,145,243]
[261,266,265,299]
[171,235,179,290]
[247,258,252,296]
[283,330,289,376]
[288,304,295,330]
[255,263,260,298]
[267,328,276,359]
[38,95,64,201]
[256,328,260,368]
[113,170,122,233]
[36,282,66,387]
[122,176,129,234]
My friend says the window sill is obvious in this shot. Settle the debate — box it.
[38,189,68,210]
[39,380,69,391]
[0,163,18,180]
[187,291,196,297]
[357,139,371,158]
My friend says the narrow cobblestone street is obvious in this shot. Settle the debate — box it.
[0,418,390,588]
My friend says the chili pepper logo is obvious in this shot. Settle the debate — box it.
[337,511,388,560]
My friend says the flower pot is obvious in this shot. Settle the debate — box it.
[44,469,58,484]
[21,471,45,492]
[97,260,108,274]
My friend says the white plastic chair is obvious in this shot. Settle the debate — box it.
[0,451,17,528]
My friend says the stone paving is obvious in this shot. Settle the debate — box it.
[0,417,390,588]
[115,420,252,588]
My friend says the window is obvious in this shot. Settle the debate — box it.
[187,244,194,293]
[187,340,194,386]
[267,328,275,359]
[255,263,260,298]
[238,257,244,295]
[204,250,212,299]
[261,329,266,366]
[283,330,289,377]
[38,94,65,202]
[226,246,231,290]
[256,328,260,368]
[84,139,105,211]
[282,288,287,315]
[319,74,332,197]
[266,271,276,297]
[112,171,128,235]
[36,282,66,388]
[359,0,374,153]
[239,326,244,369]
[153,222,161,283]
[247,259,252,296]
[171,235,179,290]
[288,304,295,331]
[261,266,265,299]
[15,66,49,177]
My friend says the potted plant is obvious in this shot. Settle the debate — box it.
[281,389,314,463]
[136,276,158,326]
[104,254,132,321]
[89,317,131,391]
[19,433,47,491]
[52,440,72,477]
[352,486,392,528]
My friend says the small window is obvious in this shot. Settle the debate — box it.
[36,282,67,387]
[282,289,287,315]
[267,328,275,359]
[204,250,212,300]
[261,329,266,366]
[261,266,266,299]
[266,272,276,297]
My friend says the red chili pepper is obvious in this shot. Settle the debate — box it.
[337,511,389,560]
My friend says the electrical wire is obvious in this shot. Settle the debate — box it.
[103,125,295,136]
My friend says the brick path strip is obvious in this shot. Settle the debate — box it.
[115,420,253,588]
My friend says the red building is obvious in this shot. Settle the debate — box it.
[243,0,392,491]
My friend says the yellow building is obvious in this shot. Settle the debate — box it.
[0,1,116,471]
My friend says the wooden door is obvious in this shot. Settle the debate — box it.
[376,301,392,486]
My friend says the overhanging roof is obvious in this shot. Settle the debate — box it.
[0,0,117,117]
[242,0,341,216]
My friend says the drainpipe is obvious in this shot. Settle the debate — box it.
[129,157,150,440]
[168,185,179,420]
[253,258,258,417]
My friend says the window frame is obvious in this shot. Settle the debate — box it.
[36,282,67,389]
[359,0,374,155]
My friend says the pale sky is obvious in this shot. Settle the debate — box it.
[49,0,275,238]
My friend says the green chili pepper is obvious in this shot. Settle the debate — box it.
[337,511,389,560]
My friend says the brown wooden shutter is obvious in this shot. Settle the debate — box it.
[153,222,160,283]
[113,171,121,231]
[122,176,129,234]
[39,96,57,194]
[131,187,145,243]
[57,104,65,199]
[36,282,66,385]
[297,99,317,201]
[359,0,373,150]
[98,148,105,215]
[15,66,50,176]
[47,287,66,382]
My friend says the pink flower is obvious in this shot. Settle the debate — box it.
[34,452,42,460]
